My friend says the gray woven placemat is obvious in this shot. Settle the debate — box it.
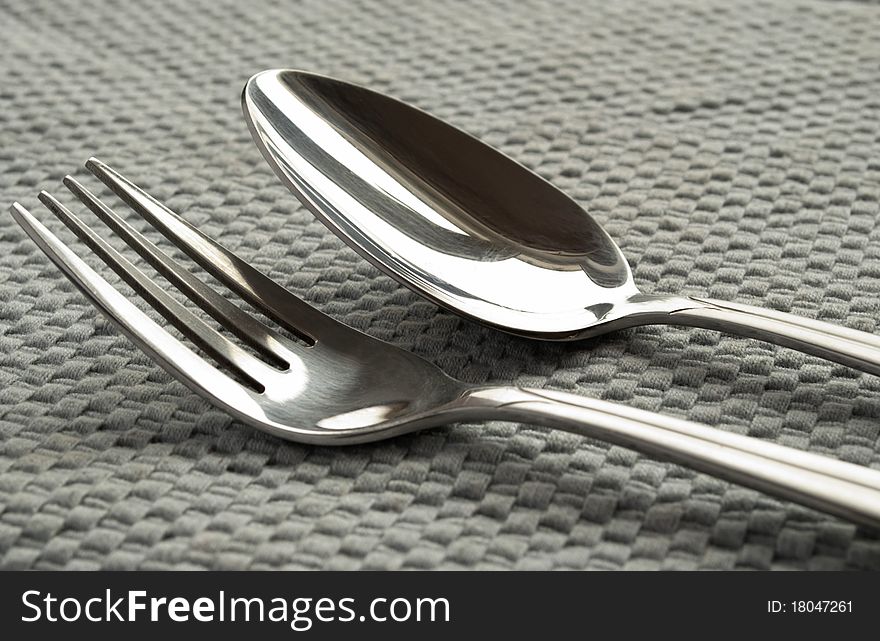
[1,0,880,570]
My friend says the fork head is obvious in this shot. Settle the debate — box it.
[10,159,468,444]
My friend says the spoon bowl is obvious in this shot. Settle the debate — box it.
[243,69,644,337]
[243,69,880,374]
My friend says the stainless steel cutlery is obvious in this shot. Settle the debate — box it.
[10,160,880,526]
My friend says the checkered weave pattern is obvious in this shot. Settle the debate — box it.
[1,0,880,569]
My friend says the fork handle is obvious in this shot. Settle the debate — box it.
[461,387,880,527]
[665,296,880,376]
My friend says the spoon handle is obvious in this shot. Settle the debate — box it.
[460,386,880,527]
[664,297,880,375]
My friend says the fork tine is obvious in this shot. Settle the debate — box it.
[36,191,272,391]
[64,175,295,368]
[9,202,261,408]
[86,158,330,344]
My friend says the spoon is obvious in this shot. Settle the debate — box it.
[243,69,880,375]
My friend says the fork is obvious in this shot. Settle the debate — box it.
[10,159,880,527]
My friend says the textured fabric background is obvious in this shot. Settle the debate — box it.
[2,0,880,570]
